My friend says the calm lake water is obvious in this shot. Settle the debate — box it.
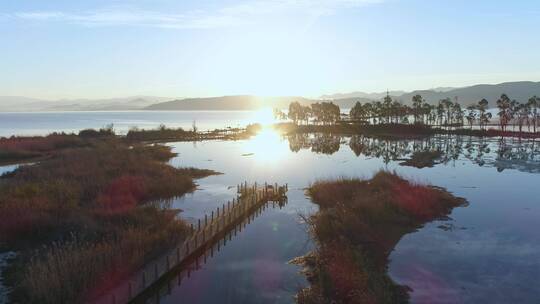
[0,111,264,137]
[1,112,539,303]
[134,131,540,304]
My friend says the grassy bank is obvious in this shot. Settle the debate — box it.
[126,124,261,142]
[296,171,466,304]
[0,124,261,166]
[0,138,217,303]
[0,134,89,165]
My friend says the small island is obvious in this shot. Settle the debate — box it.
[295,172,466,304]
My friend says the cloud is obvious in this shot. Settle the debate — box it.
[9,0,383,29]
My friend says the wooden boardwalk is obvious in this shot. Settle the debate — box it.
[93,182,288,304]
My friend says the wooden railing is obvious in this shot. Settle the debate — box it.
[92,182,288,304]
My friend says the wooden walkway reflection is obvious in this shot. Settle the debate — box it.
[94,182,288,304]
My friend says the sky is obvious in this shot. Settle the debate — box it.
[1,0,539,99]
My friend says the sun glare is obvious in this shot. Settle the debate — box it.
[252,107,276,126]
[242,127,286,165]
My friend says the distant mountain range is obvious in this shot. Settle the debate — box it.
[146,81,540,110]
[1,81,539,112]
[320,90,407,100]
[0,96,172,112]
[145,95,313,110]
[393,81,540,106]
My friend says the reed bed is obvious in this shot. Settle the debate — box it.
[0,140,216,303]
[296,171,466,304]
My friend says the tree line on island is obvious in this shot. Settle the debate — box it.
[279,94,540,134]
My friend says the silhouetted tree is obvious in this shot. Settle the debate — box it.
[528,96,539,133]
[436,101,445,126]
[288,101,310,125]
[452,101,464,126]
[311,102,340,125]
[497,94,514,132]
[382,94,393,123]
[350,102,368,122]
[363,102,374,124]
[412,94,424,124]
[273,108,287,120]
[441,98,453,126]
[477,98,490,130]
[422,103,434,125]
[466,105,477,129]
[515,102,530,134]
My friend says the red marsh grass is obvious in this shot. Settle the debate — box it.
[0,139,217,303]
[296,171,466,304]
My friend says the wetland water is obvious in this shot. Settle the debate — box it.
[1,109,538,303]
[143,132,540,303]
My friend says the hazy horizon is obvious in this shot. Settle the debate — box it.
[2,80,539,101]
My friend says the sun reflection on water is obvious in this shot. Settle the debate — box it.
[242,127,287,165]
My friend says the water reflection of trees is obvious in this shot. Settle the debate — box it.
[288,133,341,155]
[286,134,540,173]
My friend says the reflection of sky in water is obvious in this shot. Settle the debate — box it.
[157,132,540,303]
